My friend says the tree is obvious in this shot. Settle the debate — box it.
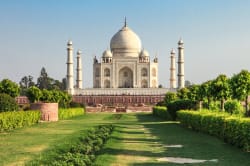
[0,79,20,97]
[37,67,53,90]
[164,92,177,106]
[210,74,231,111]
[177,87,190,100]
[230,70,250,116]
[26,86,42,103]
[19,75,35,95]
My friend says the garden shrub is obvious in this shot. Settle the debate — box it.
[58,108,84,120]
[177,110,250,152]
[224,100,244,115]
[167,99,197,120]
[49,125,114,165]
[152,106,172,120]
[0,93,18,112]
[0,110,40,131]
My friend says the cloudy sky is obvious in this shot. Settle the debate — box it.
[0,0,249,88]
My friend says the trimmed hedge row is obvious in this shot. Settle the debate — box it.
[152,106,172,120]
[59,108,84,120]
[50,125,114,165]
[0,111,40,131]
[177,110,250,151]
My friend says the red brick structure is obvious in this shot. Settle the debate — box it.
[72,95,164,106]
[30,103,58,121]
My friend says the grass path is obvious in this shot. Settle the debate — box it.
[95,113,250,166]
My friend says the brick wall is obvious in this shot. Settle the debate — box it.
[30,103,58,121]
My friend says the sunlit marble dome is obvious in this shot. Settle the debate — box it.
[110,21,142,57]
[102,49,112,58]
[139,49,149,57]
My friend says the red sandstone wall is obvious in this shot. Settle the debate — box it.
[31,103,58,121]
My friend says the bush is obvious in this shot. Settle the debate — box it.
[58,108,84,120]
[167,99,197,120]
[152,106,172,120]
[224,100,244,115]
[0,93,18,112]
[177,110,250,152]
[0,110,40,131]
[49,125,114,165]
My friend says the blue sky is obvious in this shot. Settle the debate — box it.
[0,0,249,88]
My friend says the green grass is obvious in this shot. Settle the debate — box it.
[95,113,250,166]
[1,112,250,166]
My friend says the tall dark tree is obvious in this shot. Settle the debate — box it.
[230,70,250,116]
[19,75,35,95]
[37,67,53,90]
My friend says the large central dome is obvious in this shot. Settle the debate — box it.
[110,23,142,57]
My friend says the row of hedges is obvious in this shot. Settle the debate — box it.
[58,108,84,120]
[152,106,172,120]
[0,111,40,131]
[49,125,114,165]
[177,110,250,151]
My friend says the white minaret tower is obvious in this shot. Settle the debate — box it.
[66,40,74,95]
[170,48,176,89]
[177,38,185,89]
[76,50,83,89]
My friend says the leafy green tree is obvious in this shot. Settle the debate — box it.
[230,70,250,116]
[164,92,177,106]
[0,93,19,112]
[200,80,213,109]
[26,86,42,103]
[177,87,190,100]
[0,79,20,97]
[210,74,231,111]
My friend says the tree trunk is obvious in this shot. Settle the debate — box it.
[221,99,225,111]
[199,100,203,110]
[245,96,249,117]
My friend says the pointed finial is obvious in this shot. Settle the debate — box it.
[124,16,127,27]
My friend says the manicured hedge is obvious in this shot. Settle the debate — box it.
[0,110,40,131]
[152,106,172,120]
[177,110,250,151]
[58,108,84,120]
[49,125,114,165]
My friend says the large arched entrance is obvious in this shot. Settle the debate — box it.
[119,67,133,88]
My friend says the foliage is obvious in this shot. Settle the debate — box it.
[46,125,114,165]
[210,75,231,111]
[0,79,20,97]
[19,75,35,95]
[164,92,177,106]
[177,87,190,100]
[177,110,250,152]
[230,70,250,116]
[152,106,172,120]
[26,86,42,103]
[0,93,18,112]
[59,108,84,120]
[224,100,244,115]
[0,110,40,131]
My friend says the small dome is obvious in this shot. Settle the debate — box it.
[139,49,149,57]
[170,48,175,54]
[67,40,73,45]
[110,25,142,57]
[178,38,184,45]
[77,50,82,56]
[102,49,112,58]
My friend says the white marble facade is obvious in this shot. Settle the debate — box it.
[93,21,158,89]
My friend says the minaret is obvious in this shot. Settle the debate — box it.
[66,40,74,95]
[76,50,83,89]
[177,38,185,89]
[170,48,176,89]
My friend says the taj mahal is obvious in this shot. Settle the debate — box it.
[65,20,185,105]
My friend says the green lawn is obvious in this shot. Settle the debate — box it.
[1,112,249,165]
